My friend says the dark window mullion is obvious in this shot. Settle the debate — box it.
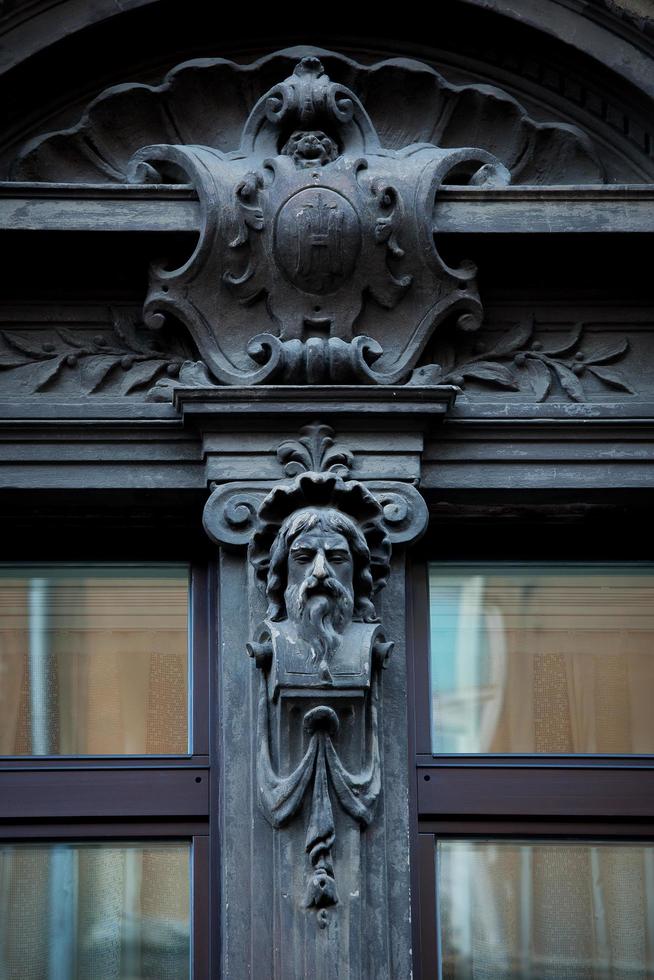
[0,755,209,768]
[418,833,439,980]
[192,833,211,980]
[0,820,209,839]
[418,819,654,837]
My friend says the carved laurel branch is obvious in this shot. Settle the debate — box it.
[0,310,192,396]
[417,317,634,401]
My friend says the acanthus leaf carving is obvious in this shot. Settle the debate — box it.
[202,424,428,553]
[277,421,353,478]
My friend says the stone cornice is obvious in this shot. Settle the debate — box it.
[2,182,653,234]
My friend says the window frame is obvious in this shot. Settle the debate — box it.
[408,547,654,979]
[0,552,216,980]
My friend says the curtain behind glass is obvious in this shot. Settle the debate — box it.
[0,566,188,756]
[439,841,654,980]
[429,566,654,754]
[0,843,190,980]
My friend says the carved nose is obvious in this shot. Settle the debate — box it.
[312,552,328,580]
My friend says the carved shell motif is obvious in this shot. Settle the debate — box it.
[12,47,604,185]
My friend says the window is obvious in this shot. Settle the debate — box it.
[0,560,213,980]
[0,564,190,756]
[411,551,654,980]
[428,564,654,755]
[0,841,192,978]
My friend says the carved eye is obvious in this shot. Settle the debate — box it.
[328,553,349,564]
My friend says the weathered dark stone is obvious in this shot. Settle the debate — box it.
[11,48,605,186]
[205,422,424,975]
[2,11,654,979]
[120,56,513,388]
[5,49,617,394]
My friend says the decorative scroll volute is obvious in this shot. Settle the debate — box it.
[202,422,428,550]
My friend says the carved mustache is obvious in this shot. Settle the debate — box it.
[299,575,348,605]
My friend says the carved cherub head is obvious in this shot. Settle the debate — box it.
[282,130,338,167]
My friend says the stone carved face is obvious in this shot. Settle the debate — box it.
[266,507,377,669]
[285,526,355,642]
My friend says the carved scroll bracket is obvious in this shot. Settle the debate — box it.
[203,423,425,936]
[203,477,427,551]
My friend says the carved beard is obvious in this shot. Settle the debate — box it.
[285,576,354,672]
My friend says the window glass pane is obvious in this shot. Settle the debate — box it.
[429,564,654,754]
[0,841,190,980]
[0,564,189,755]
[437,839,654,980]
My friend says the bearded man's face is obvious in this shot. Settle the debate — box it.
[284,527,355,664]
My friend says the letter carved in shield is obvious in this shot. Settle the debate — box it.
[276,189,359,295]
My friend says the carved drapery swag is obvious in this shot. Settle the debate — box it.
[203,423,427,927]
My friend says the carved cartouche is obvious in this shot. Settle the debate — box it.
[124,55,512,388]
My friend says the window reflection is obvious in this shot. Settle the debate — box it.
[429,565,654,754]
[0,842,191,980]
[438,840,654,980]
[0,565,189,756]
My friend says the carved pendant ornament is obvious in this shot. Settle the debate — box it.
[202,424,427,927]
[126,56,511,388]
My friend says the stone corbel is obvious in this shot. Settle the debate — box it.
[203,423,426,937]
